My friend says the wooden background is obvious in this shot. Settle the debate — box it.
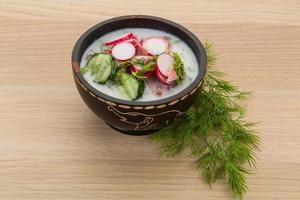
[0,0,299,199]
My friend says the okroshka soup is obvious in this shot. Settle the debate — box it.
[80,28,199,101]
[72,16,207,135]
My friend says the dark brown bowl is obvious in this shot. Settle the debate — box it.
[71,15,206,135]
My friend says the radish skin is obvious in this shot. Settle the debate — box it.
[142,36,170,55]
[155,67,175,85]
[136,42,149,55]
[104,33,135,46]
[123,38,138,46]
[131,64,141,73]
[166,70,177,84]
[112,42,136,61]
[156,53,174,77]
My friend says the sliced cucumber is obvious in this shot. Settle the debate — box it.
[86,53,112,84]
[115,71,144,100]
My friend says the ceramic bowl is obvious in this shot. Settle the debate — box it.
[71,15,206,135]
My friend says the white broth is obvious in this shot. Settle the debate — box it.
[80,28,199,101]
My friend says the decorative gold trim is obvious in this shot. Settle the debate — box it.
[197,80,203,88]
[145,106,155,110]
[118,104,131,109]
[133,106,143,110]
[168,99,179,106]
[181,94,189,101]
[190,87,198,95]
[75,76,88,91]
[97,97,105,102]
[88,91,96,98]
[108,106,182,130]
[106,101,116,106]
[156,104,167,109]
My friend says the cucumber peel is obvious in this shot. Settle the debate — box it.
[115,70,144,100]
[85,53,113,84]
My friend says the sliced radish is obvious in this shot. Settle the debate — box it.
[136,43,149,55]
[156,53,174,77]
[102,49,112,54]
[131,64,142,73]
[112,42,136,61]
[123,38,138,46]
[166,70,177,84]
[155,67,173,85]
[104,33,135,46]
[142,36,170,55]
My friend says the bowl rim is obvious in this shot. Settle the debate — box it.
[72,15,206,106]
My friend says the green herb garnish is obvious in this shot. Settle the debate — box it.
[172,52,185,84]
[131,57,156,80]
[151,42,259,199]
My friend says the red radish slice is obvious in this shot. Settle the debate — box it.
[155,67,174,85]
[156,53,174,77]
[142,37,170,55]
[104,33,135,46]
[112,42,136,61]
[102,49,112,54]
[123,38,138,46]
[136,43,149,55]
[145,70,155,76]
[166,70,177,84]
[131,64,142,73]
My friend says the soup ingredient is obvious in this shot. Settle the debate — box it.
[131,64,154,77]
[136,43,149,55]
[172,52,185,84]
[155,67,169,85]
[115,70,145,100]
[166,70,177,84]
[112,42,136,61]
[156,53,185,85]
[132,55,152,63]
[156,53,177,85]
[124,38,139,46]
[156,53,174,77]
[104,32,135,46]
[81,53,112,84]
[142,36,170,55]
[155,67,176,85]
[131,56,156,79]
[151,42,260,199]
[81,30,191,101]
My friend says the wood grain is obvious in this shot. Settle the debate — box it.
[0,0,300,199]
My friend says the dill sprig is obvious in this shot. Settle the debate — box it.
[150,42,259,199]
[172,52,185,84]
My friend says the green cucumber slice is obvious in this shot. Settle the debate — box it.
[116,71,144,100]
[86,53,112,84]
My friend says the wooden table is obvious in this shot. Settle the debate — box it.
[0,0,299,199]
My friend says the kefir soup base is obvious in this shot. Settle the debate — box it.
[80,28,199,101]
